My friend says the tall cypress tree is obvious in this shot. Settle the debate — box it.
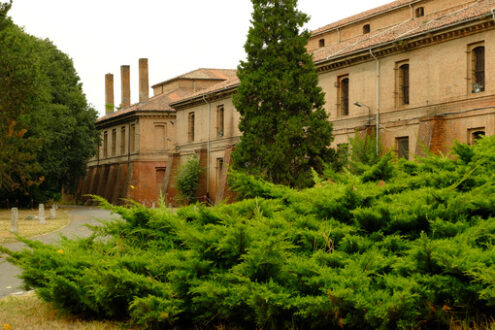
[232,0,334,188]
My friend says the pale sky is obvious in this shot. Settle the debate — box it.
[9,0,392,117]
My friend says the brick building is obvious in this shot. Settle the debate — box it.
[78,0,495,205]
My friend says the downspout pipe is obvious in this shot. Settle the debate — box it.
[369,48,380,155]
[202,95,211,198]
[491,8,495,23]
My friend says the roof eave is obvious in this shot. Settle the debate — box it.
[314,12,493,66]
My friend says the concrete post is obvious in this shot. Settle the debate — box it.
[105,73,114,115]
[121,65,131,108]
[139,58,149,102]
[151,202,156,209]
[50,206,56,219]
[39,203,46,224]
[10,208,18,233]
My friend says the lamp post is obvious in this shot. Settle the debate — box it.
[354,101,379,156]
[353,102,371,125]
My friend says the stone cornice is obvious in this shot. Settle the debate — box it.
[171,85,238,111]
[96,110,175,129]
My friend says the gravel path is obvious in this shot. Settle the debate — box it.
[0,206,118,298]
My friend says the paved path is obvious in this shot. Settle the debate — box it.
[0,206,118,298]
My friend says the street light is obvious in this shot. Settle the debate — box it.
[354,101,379,155]
[353,102,371,125]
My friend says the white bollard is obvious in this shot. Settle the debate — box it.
[10,207,18,233]
[39,203,46,224]
[151,202,156,209]
[50,206,56,219]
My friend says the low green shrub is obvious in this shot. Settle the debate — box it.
[2,137,495,329]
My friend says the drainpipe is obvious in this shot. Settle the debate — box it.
[491,8,495,23]
[369,48,380,155]
[202,95,211,197]
[409,4,414,19]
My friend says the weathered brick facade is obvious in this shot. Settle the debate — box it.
[79,0,495,205]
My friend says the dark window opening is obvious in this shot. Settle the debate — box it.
[339,77,349,116]
[188,112,195,142]
[396,137,409,159]
[470,130,485,144]
[103,131,108,157]
[415,7,424,17]
[399,63,410,105]
[363,24,370,34]
[111,129,116,156]
[130,124,136,152]
[472,46,485,93]
[319,39,325,48]
[216,105,224,137]
[120,126,126,155]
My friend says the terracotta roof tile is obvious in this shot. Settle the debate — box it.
[97,88,194,122]
[312,0,422,35]
[312,0,494,63]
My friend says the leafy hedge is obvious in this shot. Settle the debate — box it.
[3,137,495,329]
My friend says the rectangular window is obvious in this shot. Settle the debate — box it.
[154,124,166,150]
[396,60,410,106]
[130,124,136,152]
[120,126,126,155]
[468,127,485,145]
[396,136,409,159]
[216,105,224,137]
[216,157,224,187]
[103,131,108,157]
[337,75,349,116]
[469,43,485,93]
[188,112,195,142]
[111,129,116,156]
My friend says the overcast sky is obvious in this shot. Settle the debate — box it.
[9,0,392,117]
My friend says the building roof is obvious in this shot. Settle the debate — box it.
[312,0,422,36]
[151,68,237,88]
[170,74,240,107]
[97,69,238,123]
[312,0,494,63]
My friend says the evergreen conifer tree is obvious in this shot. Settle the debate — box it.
[232,0,334,188]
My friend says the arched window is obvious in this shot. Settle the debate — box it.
[415,7,424,18]
[363,24,370,34]
[472,46,485,93]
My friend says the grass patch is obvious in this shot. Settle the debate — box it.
[0,292,133,329]
[0,208,70,243]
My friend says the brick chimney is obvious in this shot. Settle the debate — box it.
[120,65,131,108]
[105,73,114,115]
[139,58,149,102]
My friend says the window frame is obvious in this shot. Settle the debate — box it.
[216,105,224,137]
[415,7,424,18]
[363,24,370,34]
[111,128,117,156]
[395,60,410,107]
[337,75,350,117]
[396,136,409,160]
[188,112,195,142]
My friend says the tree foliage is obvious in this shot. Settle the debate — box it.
[176,156,203,203]
[232,0,334,189]
[0,4,98,202]
[3,137,495,329]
